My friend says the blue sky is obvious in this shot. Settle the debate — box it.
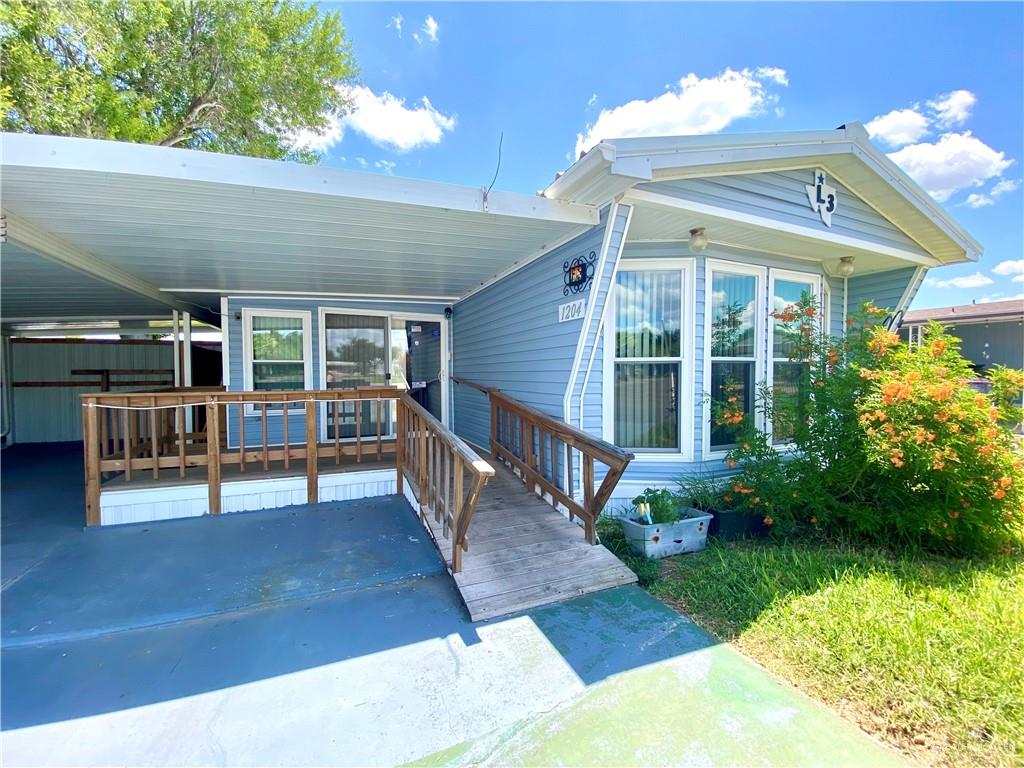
[308,2,1023,308]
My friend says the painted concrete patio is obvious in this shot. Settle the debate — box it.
[1,444,908,767]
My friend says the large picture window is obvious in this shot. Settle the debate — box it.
[609,261,692,455]
[242,310,312,403]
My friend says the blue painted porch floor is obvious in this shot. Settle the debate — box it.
[1,444,908,766]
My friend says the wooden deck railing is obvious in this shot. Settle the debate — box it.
[452,377,633,543]
[81,387,493,571]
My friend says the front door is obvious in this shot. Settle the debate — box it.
[323,313,390,440]
[391,319,446,424]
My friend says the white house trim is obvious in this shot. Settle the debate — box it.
[621,188,940,268]
[241,307,313,415]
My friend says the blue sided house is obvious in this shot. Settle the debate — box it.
[0,124,980,615]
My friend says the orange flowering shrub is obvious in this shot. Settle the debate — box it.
[696,300,1024,555]
[858,322,1024,553]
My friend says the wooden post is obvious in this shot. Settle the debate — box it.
[206,401,221,514]
[418,414,428,515]
[282,400,290,469]
[395,400,404,495]
[583,454,596,543]
[177,400,186,479]
[83,399,101,526]
[150,397,159,480]
[238,403,245,473]
[489,396,499,457]
[452,461,464,573]
[305,399,318,504]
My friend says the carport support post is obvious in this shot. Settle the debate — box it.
[83,398,101,526]
[305,399,318,504]
[206,401,221,514]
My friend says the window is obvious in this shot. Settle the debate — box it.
[704,262,822,454]
[242,309,311,407]
[607,260,693,456]
[708,266,761,451]
[769,274,819,444]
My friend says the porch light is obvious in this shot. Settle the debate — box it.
[688,227,708,253]
[836,256,856,277]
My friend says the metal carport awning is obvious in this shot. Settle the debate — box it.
[1,133,599,326]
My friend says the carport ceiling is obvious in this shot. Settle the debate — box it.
[1,134,598,323]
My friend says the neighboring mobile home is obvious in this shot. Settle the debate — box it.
[899,299,1024,373]
[0,124,980,584]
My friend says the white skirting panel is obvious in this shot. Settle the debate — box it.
[99,469,398,526]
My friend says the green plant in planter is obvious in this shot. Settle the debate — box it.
[631,487,681,524]
[677,473,725,512]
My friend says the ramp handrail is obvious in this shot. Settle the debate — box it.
[452,376,633,543]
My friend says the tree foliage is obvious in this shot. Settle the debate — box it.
[1,0,356,162]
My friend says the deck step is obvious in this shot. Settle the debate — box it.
[418,461,637,621]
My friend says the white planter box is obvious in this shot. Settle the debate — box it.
[620,511,713,559]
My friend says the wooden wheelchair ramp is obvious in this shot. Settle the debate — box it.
[423,461,637,622]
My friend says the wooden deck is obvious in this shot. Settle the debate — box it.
[422,460,637,621]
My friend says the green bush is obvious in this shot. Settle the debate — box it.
[708,299,1024,555]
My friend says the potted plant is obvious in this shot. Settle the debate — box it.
[678,474,768,541]
[619,487,713,559]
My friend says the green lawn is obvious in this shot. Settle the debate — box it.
[598,521,1024,768]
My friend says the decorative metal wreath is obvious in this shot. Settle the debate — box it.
[563,250,597,296]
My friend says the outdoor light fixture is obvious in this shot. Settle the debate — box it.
[836,256,856,277]
[688,227,708,253]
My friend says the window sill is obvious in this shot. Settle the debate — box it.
[631,452,692,463]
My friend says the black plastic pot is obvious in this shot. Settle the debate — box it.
[706,508,769,541]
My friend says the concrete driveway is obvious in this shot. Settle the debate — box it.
[1,444,907,767]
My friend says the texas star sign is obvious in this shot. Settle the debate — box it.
[806,169,838,227]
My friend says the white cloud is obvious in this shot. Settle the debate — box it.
[290,85,456,154]
[356,157,368,168]
[1013,275,1024,283]
[387,13,403,37]
[961,176,1020,208]
[375,159,397,175]
[574,67,787,158]
[755,66,789,86]
[928,89,976,129]
[865,108,930,147]
[965,192,995,208]
[887,131,1014,202]
[924,271,994,289]
[992,259,1024,276]
[343,86,455,151]
[587,93,598,108]
[418,15,439,43]
[978,292,1024,303]
[289,117,344,153]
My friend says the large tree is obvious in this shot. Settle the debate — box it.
[0,0,356,162]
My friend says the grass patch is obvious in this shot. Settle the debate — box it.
[601,525,1023,768]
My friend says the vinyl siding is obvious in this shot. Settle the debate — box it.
[845,267,918,315]
[225,296,447,448]
[452,209,611,453]
[9,340,173,443]
[638,170,931,258]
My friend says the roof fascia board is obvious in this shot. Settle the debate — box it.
[4,211,216,325]
[847,140,982,259]
[622,188,940,268]
[1,133,599,227]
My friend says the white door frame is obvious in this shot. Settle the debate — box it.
[317,307,449,440]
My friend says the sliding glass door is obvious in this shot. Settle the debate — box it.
[323,313,389,440]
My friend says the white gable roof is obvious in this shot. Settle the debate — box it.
[544,123,981,265]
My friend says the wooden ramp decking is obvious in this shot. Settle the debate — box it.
[422,460,637,622]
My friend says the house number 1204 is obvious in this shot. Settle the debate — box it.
[558,298,586,323]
